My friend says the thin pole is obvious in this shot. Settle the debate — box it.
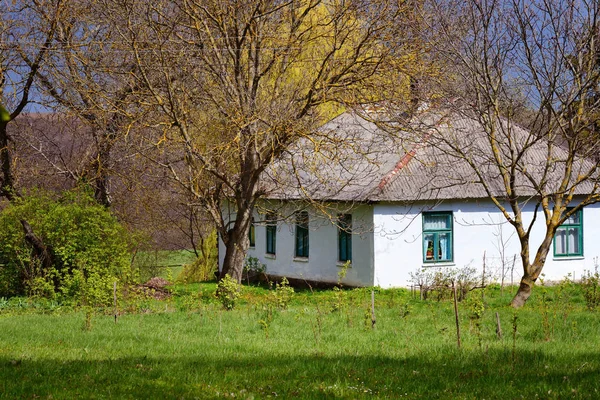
[113,281,118,324]
[453,282,461,349]
[371,290,376,329]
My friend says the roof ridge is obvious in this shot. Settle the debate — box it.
[376,130,433,191]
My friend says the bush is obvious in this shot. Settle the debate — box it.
[271,277,294,310]
[177,230,218,283]
[581,263,600,310]
[0,189,133,305]
[215,274,242,310]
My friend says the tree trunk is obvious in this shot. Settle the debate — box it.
[219,235,247,283]
[219,206,253,283]
[510,235,553,307]
[0,122,18,200]
[510,276,535,307]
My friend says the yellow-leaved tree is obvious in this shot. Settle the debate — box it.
[102,0,434,282]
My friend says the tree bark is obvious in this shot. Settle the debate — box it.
[510,277,535,308]
[219,205,253,283]
[0,122,18,200]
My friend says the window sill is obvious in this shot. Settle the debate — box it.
[336,261,352,268]
[553,256,584,261]
[422,262,456,268]
[248,246,256,250]
[293,257,309,263]
[265,253,276,260]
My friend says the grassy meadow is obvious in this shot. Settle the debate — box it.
[1,281,599,399]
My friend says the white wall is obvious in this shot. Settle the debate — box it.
[373,199,600,288]
[219,202,375,286]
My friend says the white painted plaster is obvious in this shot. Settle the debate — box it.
[373,199,600,287]
[219,202,375,286]
[220,198,600,288]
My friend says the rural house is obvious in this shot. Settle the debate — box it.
[219,110,600,287]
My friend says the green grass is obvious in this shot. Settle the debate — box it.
[133,250,198,281]
[1,283,599,399]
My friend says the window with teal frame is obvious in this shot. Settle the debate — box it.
[554,208,583,257]
[338,214,352,262]
[248,217,255,248]
[422,212,453,263]
[295,211,309,258]
[265,212,277,255]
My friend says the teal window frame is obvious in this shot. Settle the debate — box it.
[295,211,309,258]
[338,214,352,263]
[422,211,453,263]
[553,208,583,257]
[248,217,255,248]
[266,212,277,255]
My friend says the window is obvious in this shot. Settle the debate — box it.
[554,208,583,257]
[422,212,453,263]
[295,211,309,258]
[248,217,255,248]
[266,212,277,255]
[338,214,352,262]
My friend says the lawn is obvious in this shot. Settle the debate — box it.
[133,249,199,281]
[1,282,599,399]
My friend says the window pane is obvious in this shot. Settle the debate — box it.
[423,233,435,260]
[266,226,276,255]
[565,211,580,225]
[295,211,309,257]
[249,218,255,247]
[555,228,567,255]
[338,214,352,262]
[567,227,580,254]
[424,214,449,230]
[438,232,451,261]
[266,212,277,255]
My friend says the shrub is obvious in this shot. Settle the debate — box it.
[243,256,266,284]
[581,262,600,310]
[271,277,294,310]
[0,189,133,305]
[215,274,242,310]
[409,265,480,301]
[177,230,218,283]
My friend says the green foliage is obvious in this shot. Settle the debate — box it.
[0,189,133,305]
[271,277,294,310]
[215,274,242,310]
[409,265,479,301]
[465,291,485,320]
[177,231,218,283]
[581,260,600,310]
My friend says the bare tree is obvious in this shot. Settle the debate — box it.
[101,0,415,282]
[24,0,146,207]
[0,0,67,201]
[426,0,600,307]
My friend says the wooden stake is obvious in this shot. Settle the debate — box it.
[453,282,461,349]
[495,312,502,339]
[113,281,117,324]
[371,290,376,329]
[481,251,486,303]
[511,254,516,287]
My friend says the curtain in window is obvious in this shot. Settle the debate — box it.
[567,227,579,254]
[423,215,449,230]
[555,229,566,254]
[439,233,450,260]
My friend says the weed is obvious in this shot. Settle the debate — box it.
[581,259,600,310]
[244,257,266,285]
[271,277,294,310]
[215,274,242,310]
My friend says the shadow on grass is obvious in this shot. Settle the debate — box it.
[1,348,598,399]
